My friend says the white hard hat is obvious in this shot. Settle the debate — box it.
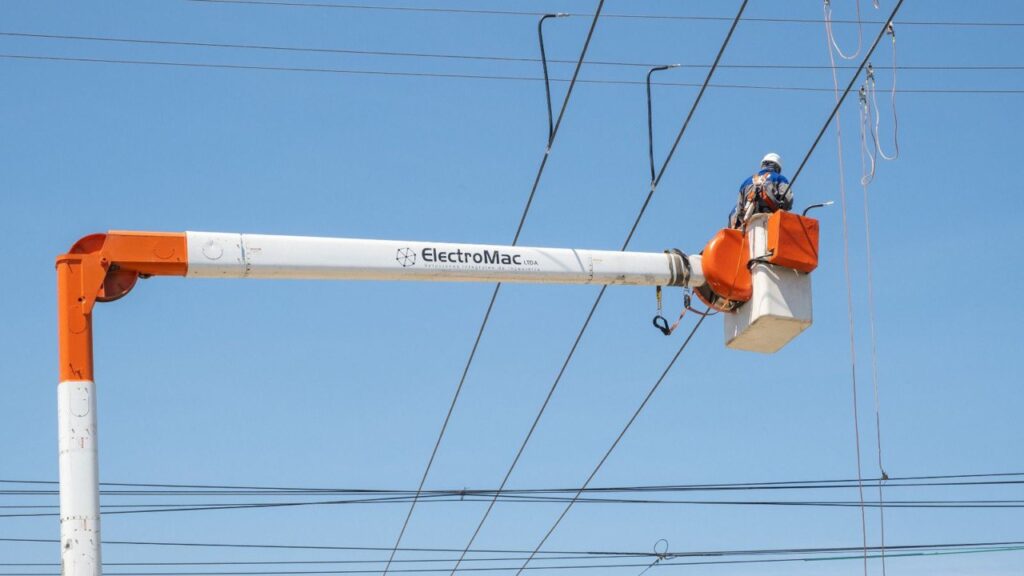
[761,152,782,170]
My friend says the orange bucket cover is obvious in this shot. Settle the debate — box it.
[701,228,752,303]
[766,211,819,273]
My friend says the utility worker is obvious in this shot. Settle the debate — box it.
[730,152,792,229]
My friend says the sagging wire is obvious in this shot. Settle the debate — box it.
[824,0,866,60]
[823,9,870,576]
[860,105,892,576]
[646,64,680,188]
[859,49,894,576]
[538,13,570,145]
[870,23,900,160]
[859,83,878,185]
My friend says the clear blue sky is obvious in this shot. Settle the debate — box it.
[1,0,1022,573]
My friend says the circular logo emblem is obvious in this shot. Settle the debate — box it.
[396,247,417,267]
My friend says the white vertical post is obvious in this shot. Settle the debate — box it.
[58,379,102,576]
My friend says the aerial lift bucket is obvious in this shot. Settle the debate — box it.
[724,211,818,353]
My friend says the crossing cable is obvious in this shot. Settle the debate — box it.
[379,5,606,576]
[444,4,747,575]
[509,314,709,576]
[181,0,1022,27]
[511,3,904,572]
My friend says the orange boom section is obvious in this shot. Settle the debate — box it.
[56,232,187,381]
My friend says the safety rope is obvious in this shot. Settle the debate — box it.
[870,24,900,160]
[860,107,891,576]
[824,13,871,576]
[824,0,865,60]
[859,36,896,576]
[859,84,878,185]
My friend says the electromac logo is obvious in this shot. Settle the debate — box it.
[395,247,417,267]
[395,246,538,268]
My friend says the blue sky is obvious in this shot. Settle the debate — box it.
[1,0,1022,573]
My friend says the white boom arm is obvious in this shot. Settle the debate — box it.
[185,232,704,287]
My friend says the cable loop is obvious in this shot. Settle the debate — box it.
[537,13,568,145]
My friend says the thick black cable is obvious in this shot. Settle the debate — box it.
[645,65,674,186]
[379,5,605,576]
[789,0,907,189]
[537,14,565,143]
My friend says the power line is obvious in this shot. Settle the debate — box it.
[446,4,747,575]
[182,0,1024,28]
[379,5,606,576]
[2,532,1024,557]
[5,496,1024,520]
[3,31,1022,72]
[3,540,1022,573]
[3,53,1020,94]
[4,472,1023,496]
[511,314,710,576]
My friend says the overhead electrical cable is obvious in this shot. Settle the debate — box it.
[3,472,1023,496]
[2,54,1022,94]
[378,5,606,576]
[510,314,709,576]
[504,3,899,574]
[5,536,1024,557]
[9,496,1024,520]
[180,0,1024,27]
[4,544,1021,574]
[6,31,1022,72]
[445,4,746,574]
